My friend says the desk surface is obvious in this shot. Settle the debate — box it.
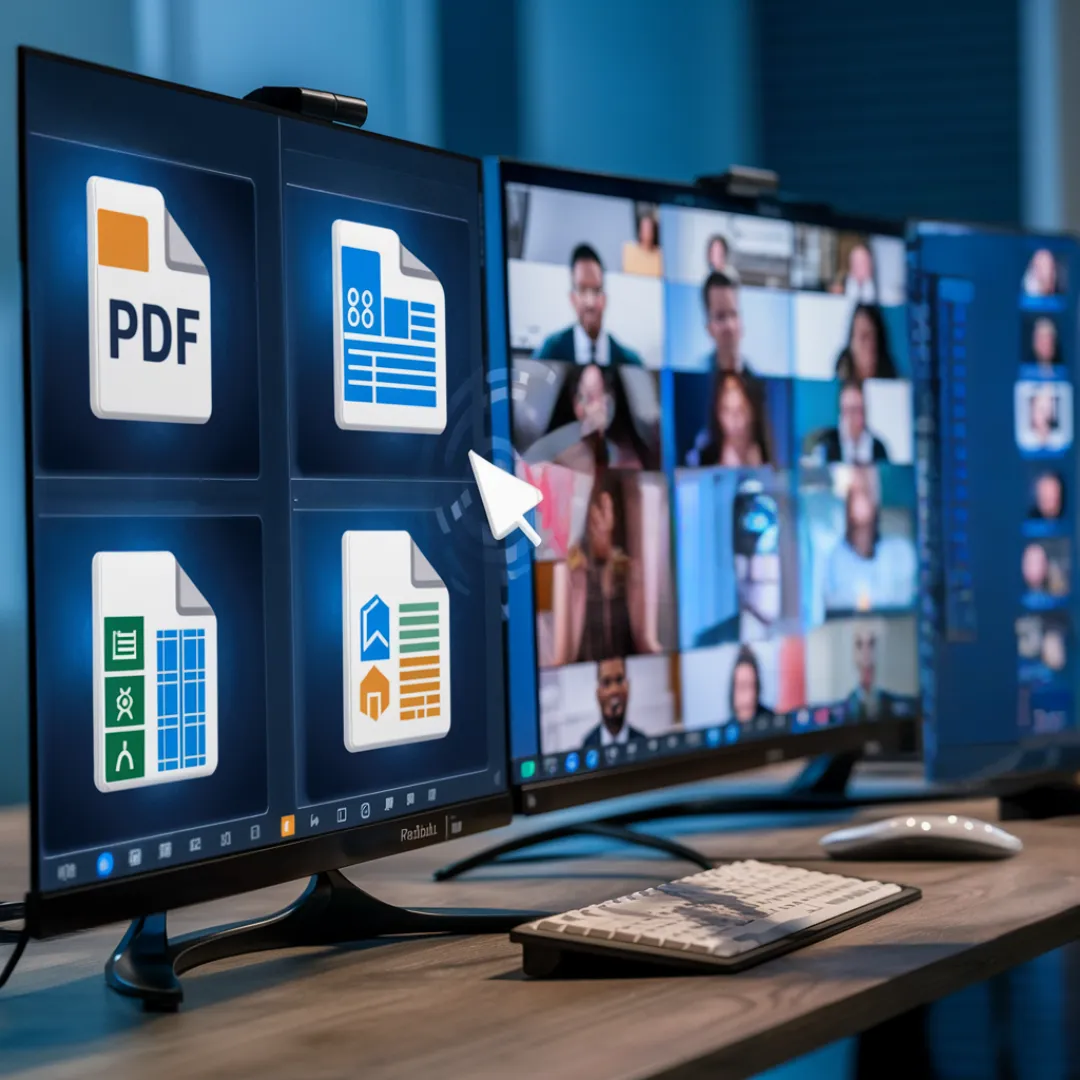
[2,793,1080,1080]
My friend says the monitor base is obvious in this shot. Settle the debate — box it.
[998,780,1080,821]
[605,749,950,827]
[105,868,543,1012]
[433,821,714,881]
[437,752,949,881]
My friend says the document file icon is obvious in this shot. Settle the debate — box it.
[342,531,451,752]
[332,221,446,435]
[92,551,218,792]
[87,176,212,423]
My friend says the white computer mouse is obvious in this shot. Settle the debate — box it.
[820,813,1023,860]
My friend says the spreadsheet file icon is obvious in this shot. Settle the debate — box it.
[332,221,447,434]
[92,551,218,792]
[342,530,451,752]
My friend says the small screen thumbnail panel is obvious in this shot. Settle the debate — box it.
[910,227,1080,776]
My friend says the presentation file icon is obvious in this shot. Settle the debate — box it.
[92,551,218,793]
[342,531,451,752]
[332,220,446,435]
[86,176,212,423]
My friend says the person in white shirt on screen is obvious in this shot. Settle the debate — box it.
[580,657,646,750]
[535,243,644,367]
[816,381,889,465]
[832,242,877,303]
[1024,249,1059,297]
[1029,387,1058,447]
[707,233,736,276]
[824,466,917,613]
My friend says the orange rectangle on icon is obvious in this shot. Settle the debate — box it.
[280,815,295,838]
[401,667,438,681]
[97,208,149,272]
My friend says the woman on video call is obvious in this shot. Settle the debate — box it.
[834,304,897,382]
[551,471,657,665]
[695,372,772,468]
[729,645,775,728]
[824,466,916,613]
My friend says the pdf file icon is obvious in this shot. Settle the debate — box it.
[86,176,212,423]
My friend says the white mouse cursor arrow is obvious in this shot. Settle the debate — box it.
[468,450,543,547]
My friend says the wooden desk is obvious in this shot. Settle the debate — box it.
[2,797,1080,1080]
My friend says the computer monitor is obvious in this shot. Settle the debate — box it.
[20,49,510,941]
[489,160,920,814]
[909,221,1080,785]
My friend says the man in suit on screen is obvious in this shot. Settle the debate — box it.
[813,381,890,465]
[535,243,644,367]
[580,657,647,749]
[844,624,898,723]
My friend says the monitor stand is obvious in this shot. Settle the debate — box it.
[436,750,945,881]
[998,779,1080,821]
[105,868,544,1012]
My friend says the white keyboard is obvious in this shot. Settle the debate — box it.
[512,859,918,975]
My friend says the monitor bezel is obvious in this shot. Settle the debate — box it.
[908,218,1080,784]
[18,46,513,940]
[493,157,919,815]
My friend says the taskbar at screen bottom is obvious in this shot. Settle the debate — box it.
[26,795,510,939]
[36,770,496,897]
[514,704,918,814]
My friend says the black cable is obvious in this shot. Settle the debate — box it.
[0,901,25,923]
[0,928,29,990]
[0,900,29,989]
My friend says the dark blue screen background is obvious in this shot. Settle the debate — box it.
[25,135,261,477]
[34,516,267,853]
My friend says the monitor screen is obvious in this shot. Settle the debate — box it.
[496,164,919,807]
[910,222,1080,782]
[21,50,508,933]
